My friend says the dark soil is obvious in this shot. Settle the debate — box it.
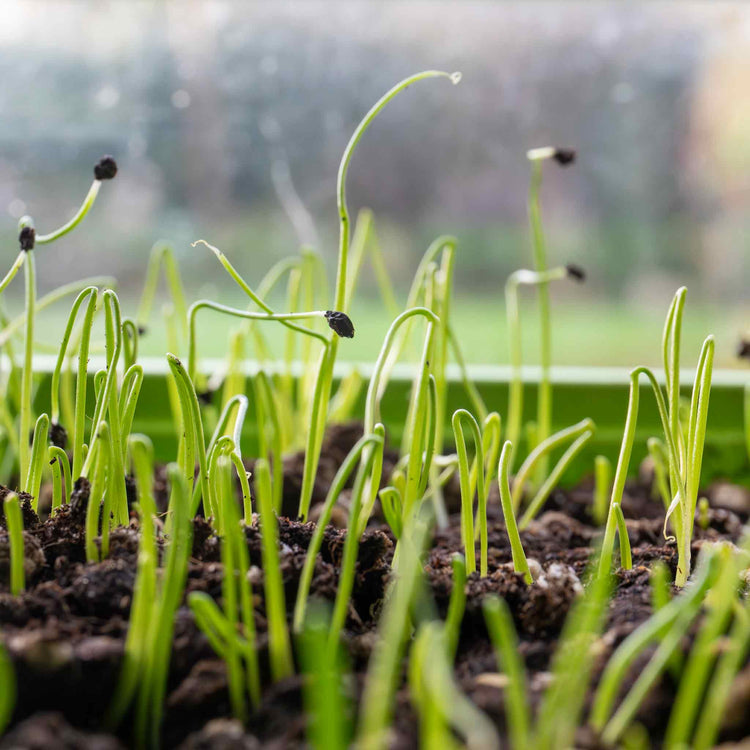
[0,422,748,749]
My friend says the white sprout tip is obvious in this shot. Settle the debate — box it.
[191,239,221,257]
[449,71,462,85]
[527,147,556,161]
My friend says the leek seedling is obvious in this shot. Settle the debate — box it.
[136,241,189,344]
[252,371,284,513]
[379,486,403,539]
[512,417,595,515]
[49,286,99,482]
[408,623,455,748]
[599,290,714,585]
[299,601,352,750]
[357,514,431,750]
[497,441,533,583]
[48,445,71,515]
[188,453,262,714]
[523,147,577,480]
[664,542,745,747]
[452,409,486,576]
[505,264,585,469]
[517,424,595,529]
[409,622,500,750]
[106,436,158,730]
[660,288,715,585]
[327,425,386,652]
[135,463,193,750]
[7,156,116,482]
[592,454,611,526]
[483,595,530,750]
[255,458,294,682]
[210,453,258,720]
[293,430,384,632]
[646,437,671,511]
[444,554,467,660]
[612,503,632,570]
[533,552,611,750]
[691,546,750,748]
[3,491,25,595]
[0,641,14,735]
[166,354,210,517]
[26,413,49,509]
[301,70,459,522]
[357,307,440,531]
[590,546,721,737]
[85,420,110,562]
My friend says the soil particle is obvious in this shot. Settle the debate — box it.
[0,424,746,748]
[178,718,260,750]
[0,712,126,750]
[0,486,39,530]
[0,530,45,588]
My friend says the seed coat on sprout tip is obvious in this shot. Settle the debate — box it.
[325,310,355,338]
[94,155,118,181]
[566,263,586,282]
[18,226,35,252]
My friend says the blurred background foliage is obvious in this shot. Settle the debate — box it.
[0,2,747,366]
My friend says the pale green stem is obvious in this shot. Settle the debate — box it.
[511,417,594,511]
[35,180,102,244]
[505,266,568,470]
[518,429,594,529]
[593,454,612,526]
[19,249,36,484]
[26,413,49,507]
[497,441,533,583]
[3,492,25,595]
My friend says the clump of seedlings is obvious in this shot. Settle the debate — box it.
[0,73,748,750]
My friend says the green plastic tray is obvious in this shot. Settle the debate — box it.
[29,358,747,485]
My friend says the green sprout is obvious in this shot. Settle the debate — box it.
[3,157,116,482]
[522,147,577,480]
[599,289,714,586]
[255,457,294,682]
[0,640,15,735]
[483,595,530,750]
[106,436,158,729]
[357,514,431,750]
[590,545,721,740]
[3,491,25,595]
[533,552,610,750]
[444,553,467,661]
[612,502,632,570]
[690,541,750,749]
[302,70,459,522]
[452,409,491,576]
[512,417,595,524]
[299,600,352,750]
[26,413,49,509]
[592,454,612,526]
[409,621,499,749]
[497,441,533,583]
[135,463,193,749]
[327,424,386,652]
[647,436,671,510]
[136,241,189,344]
[293,429,384,633]
[505,264,585,469]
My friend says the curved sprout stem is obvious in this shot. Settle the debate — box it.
[35,180,102,244]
